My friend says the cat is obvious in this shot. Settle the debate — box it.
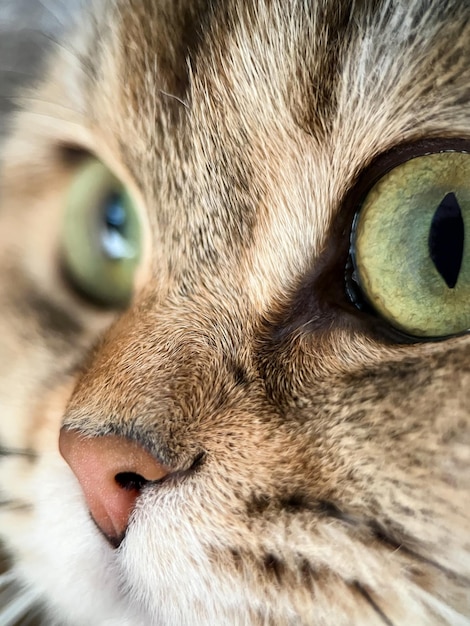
[0,0,469,624]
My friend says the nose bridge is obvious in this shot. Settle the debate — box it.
[63,296,249,444]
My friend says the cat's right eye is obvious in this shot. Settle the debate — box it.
[62,158,142,307]
[348,150,470,339]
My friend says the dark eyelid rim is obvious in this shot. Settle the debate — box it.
[267,137,470,347]
[57,139,470,344]
[344,137,470,343]
[347,137,470,213]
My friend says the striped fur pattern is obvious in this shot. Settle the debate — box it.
[0,1,469,624]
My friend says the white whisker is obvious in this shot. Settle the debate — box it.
[1,26,94,84]
[0,69,38,80]
[0,571,16,588]
[0,587,41,626]
[36,0,68,28]
[415,587,470,626]
[0,95,83,118]
[0,446,36,459]
[159,90,190,109]
[18,112,85,130]
[37,31,95,83]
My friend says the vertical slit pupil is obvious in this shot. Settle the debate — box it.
[428,191,465,289]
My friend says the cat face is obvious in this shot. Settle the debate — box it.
[0,1,469,624]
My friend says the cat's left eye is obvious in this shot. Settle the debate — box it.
[349,150,470,339]
[62,158,142,307]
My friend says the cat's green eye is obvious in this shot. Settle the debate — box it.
[351,151,470,338]
[63,159,142,307]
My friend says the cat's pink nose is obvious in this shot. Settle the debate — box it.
[59,429,168,546]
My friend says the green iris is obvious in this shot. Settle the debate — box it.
[63,159,142,306]
[352,151,470,338]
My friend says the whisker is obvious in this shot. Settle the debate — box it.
[0,500,33,512]
[40,33,95,82]
[369,521,470,587]
[414,586,470,626]
[159,90,189,109]
[0,586,41,626]
[400,545,470,587]
[0,69,39,80]
[353,582,395,626]
[36,0,68,28]
[0,571,16,588]
[1,25,95,85]
[17,604,45,626]
[0,103,85,130]
[0,446,37,460]
[0,94,83,116]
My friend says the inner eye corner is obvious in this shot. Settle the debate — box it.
[57,142,93,167]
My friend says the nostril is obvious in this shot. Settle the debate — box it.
[114,471,149,492]
[59,428,169,546]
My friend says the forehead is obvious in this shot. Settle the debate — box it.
[86,0,470,308]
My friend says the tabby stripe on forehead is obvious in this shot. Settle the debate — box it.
[116,0,217,107]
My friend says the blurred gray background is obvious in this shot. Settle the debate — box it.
[0,0,81,137]
[0,5,85,623]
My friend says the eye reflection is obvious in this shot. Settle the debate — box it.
[62,159,142,307]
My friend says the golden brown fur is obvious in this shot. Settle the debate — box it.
[0,0,469,624]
